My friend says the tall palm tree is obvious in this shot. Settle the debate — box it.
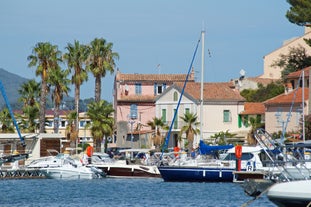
[179,112,200,152]
[63,40,89,142]
[86,100,114,152]
[48,67,70,133]
[27,42,62,133]
[65,111,78,150]
[87,38,119,102]
[18,80,40,133]
[147,117,168,149]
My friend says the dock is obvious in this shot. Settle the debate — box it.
[0,168,46,179]
[233,170,267,182]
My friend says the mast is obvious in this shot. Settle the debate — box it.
[200,30,205,142]
[302,69,305,142]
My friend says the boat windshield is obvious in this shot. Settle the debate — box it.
[222,153,254,161]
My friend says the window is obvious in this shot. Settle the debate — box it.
[185,108,190,114]
[223,110,231,123]
[161,109,166,123]
[173,91,178,101]
[154,83,167,95]
[46,121,53,128]
[135,83,142,95]
[130,104,137,119]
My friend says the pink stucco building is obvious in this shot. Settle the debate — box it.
[113,69,195,148]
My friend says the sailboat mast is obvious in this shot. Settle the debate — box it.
[200,30,205,141]
[302,69,305,142]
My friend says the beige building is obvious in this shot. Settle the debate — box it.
[155,82,247,148]
[261,27,311,80]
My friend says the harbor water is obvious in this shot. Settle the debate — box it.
[0,178,276,207]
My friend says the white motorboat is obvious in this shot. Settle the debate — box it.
[267,180,311,207]
[89,149,161,178]
[40,157,105,179]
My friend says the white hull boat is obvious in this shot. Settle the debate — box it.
[267,180,311,207]
[41,164,104,179]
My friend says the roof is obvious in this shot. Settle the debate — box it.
[264,87,308,106]
[117,95,155,103]
[240,102,265,115]
[174,82,245,102]
[245,77,276,86]
[286,66,310,79]
[115,70,195,83]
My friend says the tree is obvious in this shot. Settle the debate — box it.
[63,40,89,144]
[147,117,168,150]
[28,42,62,133]
[240,81,284,102]
[86,100,114,152]
[48,67,70,133]
[87,38,119,102]
[247,116,265,145]
[179,112,200,152]
[286,1,311,47]
[65,111,78,151]
[271,46,311,81]
[211,130,237,145]
[18,79,41,133]
[286,0,311,26]
[0,108,15,133]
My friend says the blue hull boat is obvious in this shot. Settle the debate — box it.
[158,166,235,182]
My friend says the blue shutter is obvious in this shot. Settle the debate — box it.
[130,104,137,119]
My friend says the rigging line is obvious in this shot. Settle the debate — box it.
[161,35,202,157]
[282,71,303,144]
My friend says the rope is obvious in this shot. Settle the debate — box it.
[240,187,270,207]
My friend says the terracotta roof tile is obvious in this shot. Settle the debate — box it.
[246,77,276,86]
[115,70,195,83]
[286,66,310,79]
[264,87,308,105]
[240,102,265,115]
[118,95,155,102]
[175,82,245,101]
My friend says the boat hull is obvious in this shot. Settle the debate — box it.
[267,180,311,207]
[95,165,161,178]
[158,166,235,182]
[41,166,104,179]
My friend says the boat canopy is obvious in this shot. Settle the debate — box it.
[199,140,234,155]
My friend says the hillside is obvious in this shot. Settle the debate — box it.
[0,68,29,109]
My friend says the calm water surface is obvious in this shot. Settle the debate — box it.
[0,178,276,207]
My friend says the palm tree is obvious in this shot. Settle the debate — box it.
[48,67,70,133]
[86,100,114,152]
[65,111,78,150]
[179,112,200,152]
[63,40,89,142]
[18,79,40,133]
[247,116,264,145]
[0,108,15,133]
[147,117,168,150]
[28,42,62,133]
[87,38,119,102]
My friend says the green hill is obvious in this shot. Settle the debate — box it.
[0,68,29,109]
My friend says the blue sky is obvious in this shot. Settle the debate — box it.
[0,0,304,101]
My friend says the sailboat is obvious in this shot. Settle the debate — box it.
[157,30,255,182]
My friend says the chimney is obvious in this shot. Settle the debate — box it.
[285,82,293,94]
